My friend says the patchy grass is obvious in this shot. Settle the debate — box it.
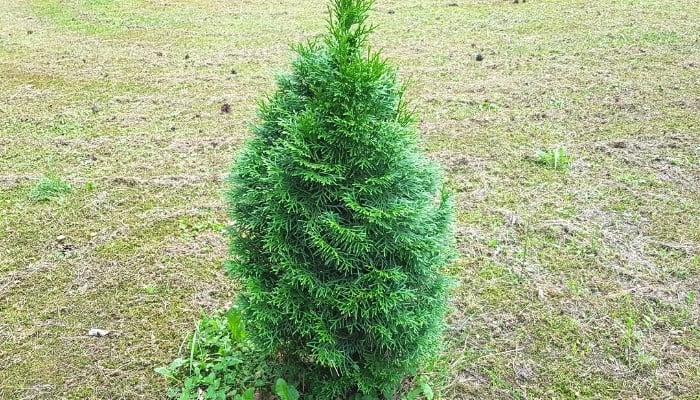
[1,0,698,399]
[531,147,573,171]
[28,175,72,203]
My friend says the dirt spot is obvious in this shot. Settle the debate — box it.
[592,136,700,188]
[191,288,229,311]
[654,161,698,187]
[0,174,36,189]
[163,230,226,258]
[515,365,536,381]
[610,141,627,149]
[429,150,488,172]
[454,225,490,257]
[0,260,56,296]
[111,177,139,187]
[110,173,226,188]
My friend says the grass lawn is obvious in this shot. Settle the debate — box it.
[1,0,698,398]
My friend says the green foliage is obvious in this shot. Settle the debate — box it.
[29,175,71,202]
[155,308,275,400]
[532,146,572,171]
[226,0,454,398]
[400,380,433,400]
[274,378,300,400]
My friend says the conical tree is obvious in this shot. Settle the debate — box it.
[226,0,454,397]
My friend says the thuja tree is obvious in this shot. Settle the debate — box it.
[226,0,454,397]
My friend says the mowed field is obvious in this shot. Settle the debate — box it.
[1,0,699,399]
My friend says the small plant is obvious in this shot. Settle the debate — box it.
[401,381,434,400]
[156,308,276,400]
[143,284,157,294]
[29,175,71,202]
[533,146,572,171]
[274,378,300,400]
[158,310,435,399]
[620,316,658,371]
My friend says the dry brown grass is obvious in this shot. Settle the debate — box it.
[1,0,699,399]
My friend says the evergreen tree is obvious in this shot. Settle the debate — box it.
[226,0,454,397]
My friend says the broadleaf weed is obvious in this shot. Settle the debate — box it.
[156,309,278,400]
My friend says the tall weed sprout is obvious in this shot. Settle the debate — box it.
[226,0,455,397]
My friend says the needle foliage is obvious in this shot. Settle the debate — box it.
[226,0,454,397]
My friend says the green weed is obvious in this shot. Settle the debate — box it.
[158,308,438,400]
[155,308,276,400]
[28,175,71,202]
[532,146,573,171]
